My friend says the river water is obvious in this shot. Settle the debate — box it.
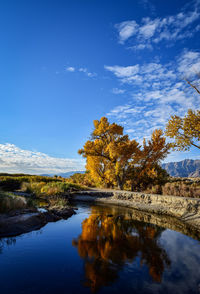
[0,203,200,294]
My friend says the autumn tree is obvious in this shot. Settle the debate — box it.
[165,109,200,151]
[129,129,171,191]
[79,117,170,190]
[78,117,139,189]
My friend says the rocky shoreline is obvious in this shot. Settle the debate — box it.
[1,189,200,238]
[71,190,200,231]
[0,207,76,238]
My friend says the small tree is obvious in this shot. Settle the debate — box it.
[165,109,200,150]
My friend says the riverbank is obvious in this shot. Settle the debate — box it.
[0,207,76,237]
[1,188,200,238]
[71,189,200,231]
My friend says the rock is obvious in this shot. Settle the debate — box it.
[0,207,76,238]
[49,207,76,220]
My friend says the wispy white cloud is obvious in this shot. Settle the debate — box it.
[105,49,200,150]
[105,65,139,78]
[178,50,200,77]
[105,51,200,88]
[139,18,160,39]
[79,68,88,73]
[115,3,200,48]
[0,143,85,174]
[105,62,176,85]
[66,66,96,77]
[112,88,126,94]
[107,105,145,119]
[66,66,75,72]
[115,20,138,44]
[79,67,97,77]
[130,43,153,51]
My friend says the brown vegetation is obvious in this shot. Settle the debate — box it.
[143,178,200,198]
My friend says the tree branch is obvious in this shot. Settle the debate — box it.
[185,79,200,95]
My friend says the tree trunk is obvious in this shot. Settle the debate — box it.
[118,183,124,190]
[117,176,124,190]
[131,183,134,192]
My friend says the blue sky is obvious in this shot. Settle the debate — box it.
[0,0,200,174]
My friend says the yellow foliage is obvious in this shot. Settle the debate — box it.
[165,109,200,150]
[79,117,170,190]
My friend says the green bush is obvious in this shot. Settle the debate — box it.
[41,182,83,196]
[21,181,84,197]
[0,174,63,192]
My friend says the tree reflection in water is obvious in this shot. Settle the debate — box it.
[72,206,171,293]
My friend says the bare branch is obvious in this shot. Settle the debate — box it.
[185,78,200,95]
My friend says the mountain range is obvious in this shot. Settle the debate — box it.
[162,159,200,177]
[41,160,200,178]
[40,171,85,178]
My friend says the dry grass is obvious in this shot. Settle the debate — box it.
[144,179,200,198]
[162,182,200,198]
[0,192,28,213]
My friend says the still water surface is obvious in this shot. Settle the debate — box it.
[0,203,200,294]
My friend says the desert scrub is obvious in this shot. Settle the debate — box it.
[40,182,84,196]
[144,185,163,195]
[0,175,63,192]
[21,182,46,195]
[162,181,200,198]
[21,181,85,197]
[0,192,30,213]
[48,196,69,208]
[138,179,200,198]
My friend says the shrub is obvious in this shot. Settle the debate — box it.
[0,192,30,213]
[68,172,95,187]
[21,182,47,195]
[48,197,69,208]
[150,185,162,194]
[21,181,84,197]
[41,182,83,196]
[0,174,64,192]
[162,181,200,198]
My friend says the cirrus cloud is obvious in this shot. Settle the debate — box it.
[105,49,200,152]
[115,2,200,49]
